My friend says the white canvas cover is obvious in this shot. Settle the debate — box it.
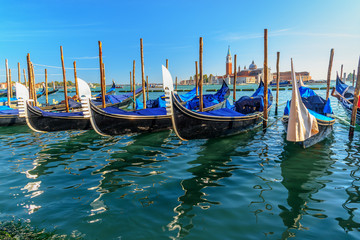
[287,59,319,142]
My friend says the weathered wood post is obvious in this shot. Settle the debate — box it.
[31,63,38,106]
[26,54,33,100]
[9,69,13,98]
[233,54,237,102]
[23,69,27,87]
[146,75,149,100]
[5,60,11,106]
[340,64,343,82]
[175,77,178,91]
[133,60,136,109]
[166,59,168,69]
[199,37,204,112]
[353,70,356,87]
[98,41,106,108]
[60,46,70,112]
[275,52,280,115]
[73,61,79,96]
[263,29,269,130]
[140,38,146,108]
[130,71,132,92]
[18,63,21,83]
[195,61,199,96]
[349,57,360,139]
[326,49,334,101]
[45,69,49,105]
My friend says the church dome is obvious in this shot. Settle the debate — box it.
[249,60,257,70]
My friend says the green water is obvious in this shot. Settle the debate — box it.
[0,85,359,239]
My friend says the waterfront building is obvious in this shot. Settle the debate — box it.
[270,71,311,83]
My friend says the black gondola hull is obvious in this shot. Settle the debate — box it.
[171,93,264,140]
[0,115,25,126]
[282,116,334,148]
[26,102,91,132]
[90,102,171,136]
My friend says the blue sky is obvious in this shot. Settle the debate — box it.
[0,0,359,84]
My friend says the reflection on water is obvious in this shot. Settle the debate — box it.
[336,141,360,232]
[168,130,258,238]
[1,89,360,239]
[279,139,335,239]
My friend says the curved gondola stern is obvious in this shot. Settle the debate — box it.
[16,82,45,132]
[78,78,109,137]
[87,101,112,137]
[162,65,187,141]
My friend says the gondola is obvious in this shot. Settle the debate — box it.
[332,75,360,124]
[86,66,230,136]
[136,81,229,111]
[282,59,334,148]
[167,66,272,140]
[19,79,92,133]
[0,83,28,126]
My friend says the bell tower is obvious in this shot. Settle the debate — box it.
[226,46,232,76]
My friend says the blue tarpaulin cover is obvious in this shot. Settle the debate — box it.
[0,108,19,115]
[94,87,143,105]
[34,107,84,117]
[200,108,245,117]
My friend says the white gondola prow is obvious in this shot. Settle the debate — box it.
[162,65,174,116]
[77,78,92,118]
[15,82,29,118]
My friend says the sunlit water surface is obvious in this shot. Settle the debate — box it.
[0,85,359,239]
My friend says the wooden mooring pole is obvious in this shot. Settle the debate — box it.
[31,63,37,106]
[23,69,27,87]
[9,69,13,98]
[175,77,178,91]
[353,70,356,87]
[5,60,10,106]
[45,69,49,105]
[146,75,149,100]
[166,59,168,69]
[130,71,132,92]
[98,41,106,108]
[349,57,360,139]
[195,61,198,96]
[263,29,268,130]
[140,38,146,109]
[133,60,136,109]
[60,46,69,112]
[340,64,343,82]
[26,54,33,101]
[326,49,334,101]
[275,52,280,115]
[73,61,79,96]
[17,63,21,83]
[233,54,237,102]
[199,37,203,112]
